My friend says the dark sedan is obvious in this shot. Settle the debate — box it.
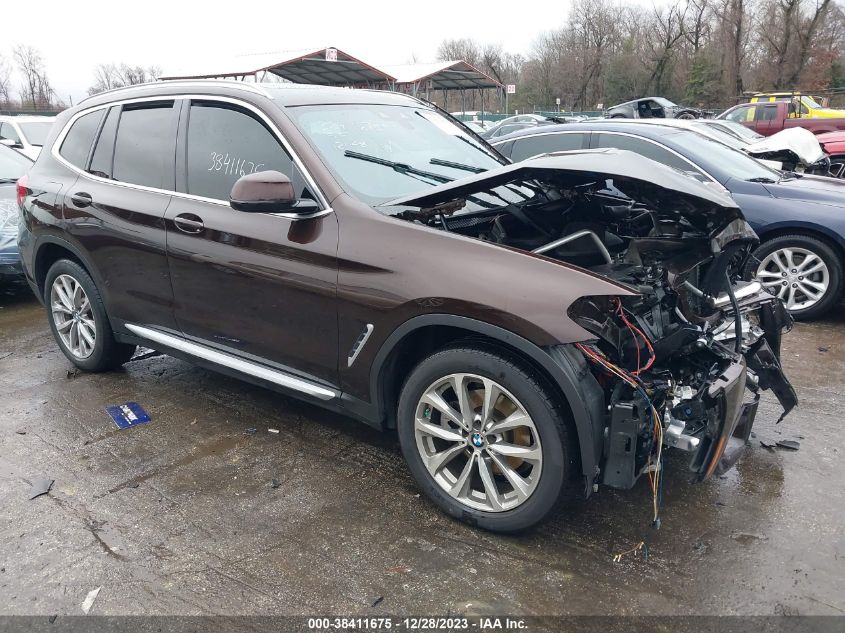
[0,144,32,281]
[492,120,845,319]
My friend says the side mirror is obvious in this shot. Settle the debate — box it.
[0,138,22,149]
[229,170,297,213]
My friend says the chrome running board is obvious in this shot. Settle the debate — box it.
[125,323,337,401]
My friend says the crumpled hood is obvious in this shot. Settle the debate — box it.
[762,173,845,204]
[746,127,825,165]
[384,148,740,215]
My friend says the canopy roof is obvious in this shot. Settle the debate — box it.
[380,61,502,90]
[159,47,393,86]
[160,48,502,91]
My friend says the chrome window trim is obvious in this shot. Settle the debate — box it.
[125,323,337,401]
[591,131,720,185]
[51,93,332,215]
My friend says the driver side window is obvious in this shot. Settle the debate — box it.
[185,101,309,202]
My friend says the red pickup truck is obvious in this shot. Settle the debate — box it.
[717,101,845,136]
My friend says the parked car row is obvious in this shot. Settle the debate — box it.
[13,80,797,532]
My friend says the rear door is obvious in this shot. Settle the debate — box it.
[60,100,179,330]
[165,98,339,385]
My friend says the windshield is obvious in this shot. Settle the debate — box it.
[18,121,53,146]
[663,129,783,183]
[803,95,822,109]
[713,120,763,141]
[0,145,32,179]
[690,122,748,150]
[288,104,505,206]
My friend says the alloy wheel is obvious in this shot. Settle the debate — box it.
[414,373,543,513]
[756,247,829,311]
[50,274,96,359]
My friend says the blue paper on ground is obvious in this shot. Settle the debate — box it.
[106,402,152,430]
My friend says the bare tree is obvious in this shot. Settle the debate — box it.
[87,63,162,96]
[647,1,689,93]
[14,45,55,109]
[787,0,833,85]
[0,54,12,107]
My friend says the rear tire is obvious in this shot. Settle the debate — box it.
[397,345,578,533]
[44,259,136,371]
[744,234,842,320]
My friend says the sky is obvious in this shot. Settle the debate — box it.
[1,0,601,105]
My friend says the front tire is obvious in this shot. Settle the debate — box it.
[744,234,843,320]
[397,346,577,533]
[45,259,136,371]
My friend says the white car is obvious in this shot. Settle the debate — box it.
[0,115,56,160]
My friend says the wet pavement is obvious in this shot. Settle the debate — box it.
[0,281,843,617]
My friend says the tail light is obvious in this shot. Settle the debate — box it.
[16,174,28,209]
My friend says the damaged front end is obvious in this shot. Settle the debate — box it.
[386,149,797,493]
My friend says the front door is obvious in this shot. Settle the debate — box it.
[165,99,339,385]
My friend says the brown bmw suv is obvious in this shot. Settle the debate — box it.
[16,81,796,532]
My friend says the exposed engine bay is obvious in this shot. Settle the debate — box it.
[385,150,798,509]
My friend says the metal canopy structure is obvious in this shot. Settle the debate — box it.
[159,47,394,87]
[159,48,502,93]
[381,61,502,91]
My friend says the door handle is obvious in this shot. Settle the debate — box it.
[173,213,205,234]
[70,192,93,208]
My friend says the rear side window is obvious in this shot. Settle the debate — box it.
[758,105,778,122]
[510,133,587,162]
[89,106,120,179]
[185,102,296,201]
[59,110,104,169]
[112,102,174,189]
[594,133,705,179]
[0,122,21,143]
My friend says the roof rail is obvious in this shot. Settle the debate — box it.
[79,79,273,104]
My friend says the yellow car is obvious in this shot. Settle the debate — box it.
[750,93,845,118]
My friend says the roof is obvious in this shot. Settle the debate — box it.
[160,47,394,86]
[489,119,693,144]
[77,79,421,110]
[379,61,502,90]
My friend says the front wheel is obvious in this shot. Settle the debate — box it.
[744,234,843,320]
[397,346,577,533]
[45,259,137,371]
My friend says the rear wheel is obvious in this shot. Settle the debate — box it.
[397,346,577,532]
[745,234,843,320]
[45,259,136,371]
